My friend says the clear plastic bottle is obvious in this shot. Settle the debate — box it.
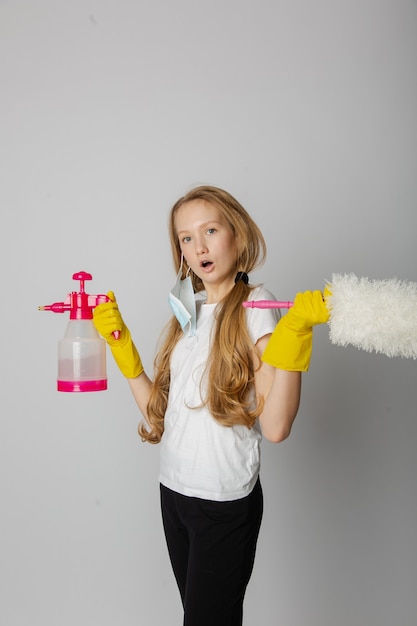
[58,318,107,392]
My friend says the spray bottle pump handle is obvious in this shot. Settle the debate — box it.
[72,271,93,292]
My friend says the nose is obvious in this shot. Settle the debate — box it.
[195,236,208,255]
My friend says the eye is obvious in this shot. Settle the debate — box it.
[181,236,191,243]
[206,227,217,235]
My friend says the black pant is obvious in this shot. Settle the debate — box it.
[160,478,263,626]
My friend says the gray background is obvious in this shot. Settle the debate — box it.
[1,1,416,624]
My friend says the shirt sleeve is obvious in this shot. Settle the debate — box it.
[245,285,281,345]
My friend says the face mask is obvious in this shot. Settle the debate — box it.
[168,259,197,336]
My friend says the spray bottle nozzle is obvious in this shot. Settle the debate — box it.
[38,302,71,313]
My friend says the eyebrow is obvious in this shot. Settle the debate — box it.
[177,220,223,236]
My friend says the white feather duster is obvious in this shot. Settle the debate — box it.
[327,273,417,359]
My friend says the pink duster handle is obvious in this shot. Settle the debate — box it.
[242,300,294,309]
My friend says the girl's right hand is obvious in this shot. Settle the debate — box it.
[93,292,144,379]
[93,291,125,346]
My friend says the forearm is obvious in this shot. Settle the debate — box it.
[127,371,153,427]
[259,368,301,443]
[256,290,328,442]
[93,292,156,432]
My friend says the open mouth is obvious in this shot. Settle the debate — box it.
[200,260,213,269]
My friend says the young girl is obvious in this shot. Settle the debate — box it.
[93,185,328,626]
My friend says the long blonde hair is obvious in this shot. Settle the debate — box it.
[139,185,267,444]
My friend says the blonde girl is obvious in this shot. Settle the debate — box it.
[93,185,328,626]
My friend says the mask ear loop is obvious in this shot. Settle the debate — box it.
[180,253,193,281]
[176,253,185,280]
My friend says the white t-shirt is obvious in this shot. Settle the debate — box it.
[159,285,280,502]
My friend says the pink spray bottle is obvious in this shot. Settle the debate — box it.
[39,271,117,392]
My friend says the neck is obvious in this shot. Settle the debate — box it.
[204,279,235,304]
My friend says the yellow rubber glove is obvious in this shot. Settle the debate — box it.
[262,290,330,371]
[93,292,144,379]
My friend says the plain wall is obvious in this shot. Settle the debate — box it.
[1,1,416,624]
